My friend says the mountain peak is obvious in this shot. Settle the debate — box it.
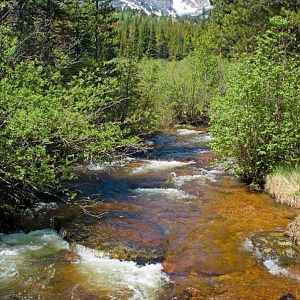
[113,0,212,17]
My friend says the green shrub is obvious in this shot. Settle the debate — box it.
[211,17,300,183]
[137,50,225,126]
[0,59,138,218]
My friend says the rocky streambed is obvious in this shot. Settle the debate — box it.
[1,127,300,299]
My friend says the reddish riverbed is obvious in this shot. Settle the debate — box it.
[1,128,300,299]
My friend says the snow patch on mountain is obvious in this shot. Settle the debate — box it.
[113,0,212,17]
[172,0,197,15]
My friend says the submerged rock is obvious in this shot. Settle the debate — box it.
[67,234,167,265]
[89,239,166,265]
[279,293,296,300]
[250,231,300,267]
[56,212,167,265]
[244,231,300,280]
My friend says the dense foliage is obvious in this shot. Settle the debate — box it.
[206,1,300,183]
[137,49,225,125]
[0,58,138,214]
[211,17,300,183]
[0,1,154,222]
[1,0,300,224]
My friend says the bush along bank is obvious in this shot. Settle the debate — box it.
[209,17,300,248]
[211,17,300,186]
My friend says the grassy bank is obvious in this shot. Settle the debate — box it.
[264,166,300,246]
[265,166,300,208]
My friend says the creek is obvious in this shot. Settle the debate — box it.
[1,127,300,299]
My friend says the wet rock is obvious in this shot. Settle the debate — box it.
[63,248,80,262]
[249,231,300,267]
[92,239,166,265]
[56,213,167,265]
[279,293,296,300]
[180,290,193,299]
[81,238,166,265]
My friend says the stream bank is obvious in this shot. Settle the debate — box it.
[265,169,300,250]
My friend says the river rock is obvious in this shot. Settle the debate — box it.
[279,293,296,300]
[55,210,167,264]
[250,231,300,267]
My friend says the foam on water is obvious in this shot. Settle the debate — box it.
[146,134,175,145]
[0,229,69,284]
[132,160,194,174]
[88,157,135,171]
[0,230,169,299]
[263,258,300,281]
[196,132,216,142]
[0,249,18,281]
[31,201,58,212]
[263,259,289,276]
[242,239,254,252]
[172,169,222,187]
[176,129,199,135]
[172,174,208,187]
[74,244,169,300]
[131,188,194,200]
[145,140,155,146]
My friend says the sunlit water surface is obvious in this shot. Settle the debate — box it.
[1,127,300,299]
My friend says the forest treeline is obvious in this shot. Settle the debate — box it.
[117,11,201,59]
[0,0,300,223]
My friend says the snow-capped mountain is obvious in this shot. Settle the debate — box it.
[113,0,212,17]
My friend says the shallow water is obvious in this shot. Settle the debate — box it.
[1,127,300,299]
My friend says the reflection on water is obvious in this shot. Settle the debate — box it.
[1,127,300,299]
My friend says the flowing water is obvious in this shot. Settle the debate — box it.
[1,127,300,299]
